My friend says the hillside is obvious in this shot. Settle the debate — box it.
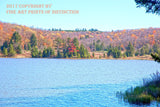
[0,21,160,49]
[0,21,159,59]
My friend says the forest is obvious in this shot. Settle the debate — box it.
[0,21,160,59]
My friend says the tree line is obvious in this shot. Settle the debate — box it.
[30,35,90,58]
[1,31,160,59]
[0,31,90,58]
[50,28,99,32]
[90,39,160,58]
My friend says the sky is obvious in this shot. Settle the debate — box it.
[0,0,159,31]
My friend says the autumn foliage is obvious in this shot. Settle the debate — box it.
[0,21,160,58]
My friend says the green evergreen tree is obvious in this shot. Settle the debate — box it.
[149,48,154,54]
[152,43,159,53]
[1,41,9,51]
[28,43,31,50]
[96,44,101,51]
[61,53,64,58]
[30,34,37,47]
[42,48,48,58]
[3,47,8,56]
[73,38,79,48]
[47,47,53,57]
[107,48,113,57]
[16,45,22,54]
[24,44,27,50]
[144,44,149,54]
[85,48,90,58]
[79,44,86,58]
[70,53,73,58]
[151,44,160,62]
[10,32,21,44]
[135,50,139,56]
[31,47,39,58]
[9,32,22,55]
[113,47,121,58]
[52,49,55,57]
[77,53,81,58]
[8,44,16,56]
[140,46,145,56]
[42,47,54,58]
[55,37,62,50]
[93,40,96,51]
[123,53,127,58]
[64,52,68,58]
[107,46,121,58]
[38,51,42,58]
[125,42,135,57]
[57,50,62,58]
[100,42,104,50]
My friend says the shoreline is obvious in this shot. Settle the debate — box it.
[0,51,153,60]
[0,55,153,61]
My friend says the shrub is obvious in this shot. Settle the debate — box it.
[117,71,160,105]
[127,94,153,105]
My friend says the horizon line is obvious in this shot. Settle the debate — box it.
[0,20,159,32]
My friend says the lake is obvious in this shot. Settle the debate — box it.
[0,59,160,107]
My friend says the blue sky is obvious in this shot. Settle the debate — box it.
[0,0,159,31]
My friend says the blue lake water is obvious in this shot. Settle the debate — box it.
[0,59,160,107]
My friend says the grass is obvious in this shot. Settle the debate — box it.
[117,71,160,105]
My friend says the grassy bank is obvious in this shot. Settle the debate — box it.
[117,72,160,105]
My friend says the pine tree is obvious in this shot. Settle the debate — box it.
[57,50,62,58]
[1,41,8,51]
[135,50,139,56]
[31,47,39,58]
[73,38,79,48]
[24,44,27,50]
[125,42,135,57]
[64,53,68,58]
[17,45,22,54]
[10,32,21,44]
[8,44,16,56]
[42,48,48,58]
[55,37,62,51]
[140,46,145,56]
[52,49,55,57]
[77,53,81,58]
[152,43,159,53]
[30,34,37,47]
[79,44,85,58]
[38,51,42,58]
[3,47,8,57]
[28,43,31,50]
